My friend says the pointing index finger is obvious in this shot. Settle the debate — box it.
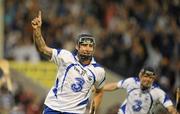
[38,11,41,19]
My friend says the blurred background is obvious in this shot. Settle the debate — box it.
[0,0,179,114]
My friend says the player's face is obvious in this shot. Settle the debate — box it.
[140,73,156,89]
[77,43,95,58]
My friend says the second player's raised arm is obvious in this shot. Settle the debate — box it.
[32,11,52,59]
[103,82,119,91]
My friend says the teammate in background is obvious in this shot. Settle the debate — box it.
[31,11,106,114]
[0,59,13,92]
[103,66,179,114]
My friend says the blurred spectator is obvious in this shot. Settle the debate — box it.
[11,36,40,63]
[0,59,42,114]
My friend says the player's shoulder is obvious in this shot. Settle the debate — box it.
[92,63,103,69]
[53,48,70,55]
[91,63,105,73]
[55,49,77,59]
[125,76,140,83]
[150,84,165,94]
[52,49,76,64]
[152,83,160,89]
[119,77,139,86]
[60,49,73,56]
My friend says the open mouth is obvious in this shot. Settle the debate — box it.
[81,52,92,56]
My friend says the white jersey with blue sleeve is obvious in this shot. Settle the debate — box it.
[117,77,173,114]
[44,49,106,114]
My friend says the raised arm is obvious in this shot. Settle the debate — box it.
[31,11,52,59]
[103,82,119,91]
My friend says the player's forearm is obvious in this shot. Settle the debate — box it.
[33,28,52,57]
[33,28,46,51]
[103,83,118,91]
[93,89,103,108]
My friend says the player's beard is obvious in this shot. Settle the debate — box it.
[79,53,92,62]
[141,83,152,91]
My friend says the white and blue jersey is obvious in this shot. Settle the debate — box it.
[117,77,173,114]
[44,49,106,114]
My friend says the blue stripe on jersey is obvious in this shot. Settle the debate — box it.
[77,98,89,106]
[98,76,106,87]
[133,77,139,84]
[71,50,78,62]
[87,69,96,84]
[53,78,59,98]
[128,88,139,95]
[163,94,170,104]
[56,49,62,55]
[71,50,78,56]
[43,105,60,114]
[92,63,101,67]
[43,105,78,114]
[147,93,153,114]
[121,80,125,86]
[81,64,89,67]
[121,103,126,114]
[61,64,75,91]
[152,83,159,88]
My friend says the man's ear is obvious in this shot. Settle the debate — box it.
[75,45,79,50]
[139,71,143,79]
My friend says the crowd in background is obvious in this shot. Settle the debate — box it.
[0,59,43,114]
[2,0,180,113]
[0,84,43,114]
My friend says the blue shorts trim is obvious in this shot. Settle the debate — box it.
[43,105,78,114]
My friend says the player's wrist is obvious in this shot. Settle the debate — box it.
[33,26,41,31]
[34,27,42,35]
